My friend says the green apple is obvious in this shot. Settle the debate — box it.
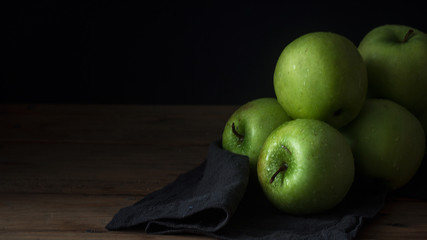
[358,24,427,117]
[341,99,425,190]
[222,98,291,177]
[257,119,354,214]
[274,32,368,128]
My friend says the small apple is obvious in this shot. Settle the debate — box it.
[358,24,427,117]
[341,99,425,190]
[257,119,354,214]
[222,98,291,177]
[274,32,368,128]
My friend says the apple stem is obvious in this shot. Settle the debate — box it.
[402,29,415,43]
[232,122,244,142]
[270,163,288,184]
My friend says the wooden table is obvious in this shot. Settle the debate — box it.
[1,104,426,239]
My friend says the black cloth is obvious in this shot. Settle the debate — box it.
[107,140,249,235]
[106,140,391,239]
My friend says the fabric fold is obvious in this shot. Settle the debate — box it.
[106,140,250,233]
[106,140,395,239]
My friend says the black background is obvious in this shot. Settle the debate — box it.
[3,1,427,105]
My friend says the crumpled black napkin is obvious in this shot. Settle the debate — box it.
[106,140,391,239]
[106,140,250,235]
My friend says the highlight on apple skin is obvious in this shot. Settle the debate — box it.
[358,24,427,118]
[219,24,427,215]
[222,98,292,178]
[257,119,355,215]
[273,32,368,129]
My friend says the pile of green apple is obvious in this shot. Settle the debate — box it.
[222,25,427,215]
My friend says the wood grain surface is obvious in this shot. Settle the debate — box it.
[0,104,426,239]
